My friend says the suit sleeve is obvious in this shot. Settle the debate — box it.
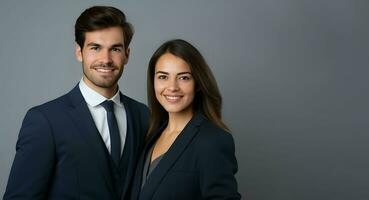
[198,131,242,200]
[4,108,56,200]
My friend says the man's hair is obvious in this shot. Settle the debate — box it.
[75,6,134,50]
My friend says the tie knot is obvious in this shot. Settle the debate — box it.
[101,100,114,112]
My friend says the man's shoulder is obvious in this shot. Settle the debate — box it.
[30,88,75,113]
[120,94,149,125]
[121,94,148,110]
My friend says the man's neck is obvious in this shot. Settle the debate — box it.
[82,77,118,99]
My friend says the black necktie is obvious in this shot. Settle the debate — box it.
[101,100,121,166]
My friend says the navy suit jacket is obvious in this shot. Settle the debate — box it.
[4,85,149,200]
[130,113,241,200]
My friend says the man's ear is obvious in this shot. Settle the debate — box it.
[124,47,130,64]
[75,43,83,62]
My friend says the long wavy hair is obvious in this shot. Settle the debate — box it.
[147,39,229,136]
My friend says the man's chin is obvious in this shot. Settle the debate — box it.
[89,78,118,89]
[83,74,120,90]
[95,82,117,89]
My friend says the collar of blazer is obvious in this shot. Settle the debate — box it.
[138,112,206,199]
[66,85,117,197]
[66,84,137,199]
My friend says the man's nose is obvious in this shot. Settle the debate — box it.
[100,49,112,64]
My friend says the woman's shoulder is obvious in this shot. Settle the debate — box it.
[195,116,235,151]
[197,116,232,137]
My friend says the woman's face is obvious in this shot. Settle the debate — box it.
[154,53,195,115]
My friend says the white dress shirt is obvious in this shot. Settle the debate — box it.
[79,78,127,155]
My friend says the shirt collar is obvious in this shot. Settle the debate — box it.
[79,78,123,107]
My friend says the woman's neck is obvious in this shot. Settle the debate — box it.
[165,110,193,136]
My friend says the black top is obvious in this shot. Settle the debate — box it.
[141,145,165,189]
[130,113,241,200]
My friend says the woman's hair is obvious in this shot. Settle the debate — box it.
[147,39,229,136]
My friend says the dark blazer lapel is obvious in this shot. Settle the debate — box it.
[140,113,205,199]
[130,122,166,200]
[119,94,137,197]
[66,85,116,196]
[120,94,137,165]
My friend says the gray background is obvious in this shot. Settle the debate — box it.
[1,0,368,199]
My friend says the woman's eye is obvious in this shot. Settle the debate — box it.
[179,76,190,80]
[158,75,167,80]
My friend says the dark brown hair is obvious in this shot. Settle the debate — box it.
[75,6,134,50]
[147,39,229,136]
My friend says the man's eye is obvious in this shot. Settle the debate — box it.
[112,48,122,52]
[90,46,99,50]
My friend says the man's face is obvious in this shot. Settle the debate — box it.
[75,26,129,93]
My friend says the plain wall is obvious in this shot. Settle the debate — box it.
[1,0,368,199]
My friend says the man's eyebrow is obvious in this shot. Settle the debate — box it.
[111,43,124,48]
[86,42,101,47]
[85,43,124,48]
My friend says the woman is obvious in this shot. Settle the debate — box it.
[130,39,241,200]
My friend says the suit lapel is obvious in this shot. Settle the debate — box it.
[130,122,165,200]
[139,113,205,199]
[119,94,136,197]
[66,85,116,197]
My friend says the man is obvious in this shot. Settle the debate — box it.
[4,6,149,200]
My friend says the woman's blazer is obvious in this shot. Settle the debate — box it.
[130,113,241,200]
